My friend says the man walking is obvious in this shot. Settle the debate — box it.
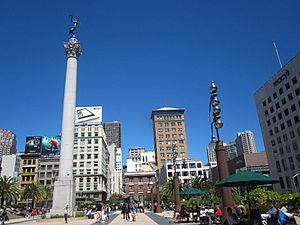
[64,205,69,223]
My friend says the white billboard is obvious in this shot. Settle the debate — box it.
[75,106,102,125]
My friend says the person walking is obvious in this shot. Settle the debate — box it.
[64,205,69,223]
[125,202,130,221]
[1,208,8,225]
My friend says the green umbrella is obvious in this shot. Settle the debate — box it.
[180,187,207,196]
[215,170,278,187]
[215,170,278,225]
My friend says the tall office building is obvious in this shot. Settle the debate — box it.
[151,107,188,168]
[0,129,16,164]
[255,53,300,193]
[128,147,145,161]
[207,140,217,163]
[104,121,121,148]
[235,131,257,156]
[73,106,109,201]
[225,141,238,160]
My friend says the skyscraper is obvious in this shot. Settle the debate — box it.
[225,141,238,160]
[255,53,300,193]
[104,121,121,148]
[235,131,257,156]
[151,107,188,168]
[0,128,16,164]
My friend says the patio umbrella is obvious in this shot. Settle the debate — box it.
[215,170,279,187]
[180,187,207,196]
[215,170,279,224]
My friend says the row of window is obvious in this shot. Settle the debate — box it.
[160,146,185,151]
[262,76,298,107]
[160,152,185,158]
[74,138,99,145]
[157,128,184,133]
[155,115,182,121]
[167,170,204,177]
[74,132,99,138]
[167,162,202,169]
[73,161,99,167]
[278,175,299,190]
[269,127,300,146]
[264,93,300,119]
[157,121,182,127]
[40,164,59,170]
[73,153,99,160]
[75,126,99,132]
[268,117,300,139]
[127,177,154,183]
[275,155,300,173]
[158,140,185,145]
[74,168,101,175]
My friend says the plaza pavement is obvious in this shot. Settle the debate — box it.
[3,210,199,225]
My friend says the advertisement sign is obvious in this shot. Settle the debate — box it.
[75,106,102,125]
[41,136,61,156]
[25,136,42,153]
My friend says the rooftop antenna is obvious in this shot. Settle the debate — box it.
[273,41,283,69]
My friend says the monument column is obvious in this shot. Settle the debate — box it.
[51,32,82,216]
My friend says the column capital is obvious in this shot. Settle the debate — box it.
[64,38,82,59]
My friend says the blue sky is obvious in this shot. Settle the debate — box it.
[1,1,300,165]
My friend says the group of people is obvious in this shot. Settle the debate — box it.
[121,201,139,222]
[261,203,296,225]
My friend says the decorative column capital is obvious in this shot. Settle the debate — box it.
[64,38,82,59]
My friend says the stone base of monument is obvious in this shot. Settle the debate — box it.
[50,178,76,217]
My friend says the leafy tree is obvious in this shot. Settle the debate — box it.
[39,185,52,207]
[22,183,44,208]
[0,176,20,205]
[161,178,174,205]
[190,176,212,192]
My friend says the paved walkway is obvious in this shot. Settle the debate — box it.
[3,211,198,225]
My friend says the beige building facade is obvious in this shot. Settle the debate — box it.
[151,107,188,168]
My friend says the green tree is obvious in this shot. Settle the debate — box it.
[0,176,20,205]
[39,185,52,207]
[22,183,44,208]
[161,179,174,205]
[190,176,212,192]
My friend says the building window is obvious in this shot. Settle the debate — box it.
[267,120,271,126]
[87,139,92,144]
[171,122,176,126]
[295,88,300,96]
[177,122,182,126]
[281,98,286,105]
[276,161,281,172]
[263,101,266,107]
[279,147,284,155]
[270,107,274,113]
[292,77,298,85]
[291,104,296,112]
[285,83,290,90]
[286,176,291,189]
[272,117,276,123]
[282,159,287,171]
[269,130,273,136]
[88,132,91,137]
[280,123,285,130]
[279,88,283,95]
[273,92,277,99]
[283,134,288,142]
[293,142,298,150]
[275,102,280,109]
[278,113,283,120]
[286,145,291,153]
[264,110,269,116]
[288,157,295,170]
[81,132,85,137]
[279,177,285,189]
[287,119,292,127]
[284,108,289,116]
[268,97,272,103]
[288,93,293,101]
[295,116,299,123]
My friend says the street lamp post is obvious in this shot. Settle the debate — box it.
[172,145,181,215]
[209,81,234,221]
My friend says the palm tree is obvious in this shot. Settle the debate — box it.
[0,176,20,205]
[22,183,43,208]
[39,185,52,207]
[190,176,212,192]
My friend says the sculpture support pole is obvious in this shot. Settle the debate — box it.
[51,38,81,216]
[156,185,162,213]
[215,141,234,223]
[174,173,181,213]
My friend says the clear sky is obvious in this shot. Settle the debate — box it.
[1,1,300,165]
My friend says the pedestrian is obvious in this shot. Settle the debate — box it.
[106,205,111,219]
[125,202,130,221]
[1,208,8,225]
[32,208,36,219]
[64,205,69,223]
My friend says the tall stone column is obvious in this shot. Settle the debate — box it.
[51,37,82,216]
